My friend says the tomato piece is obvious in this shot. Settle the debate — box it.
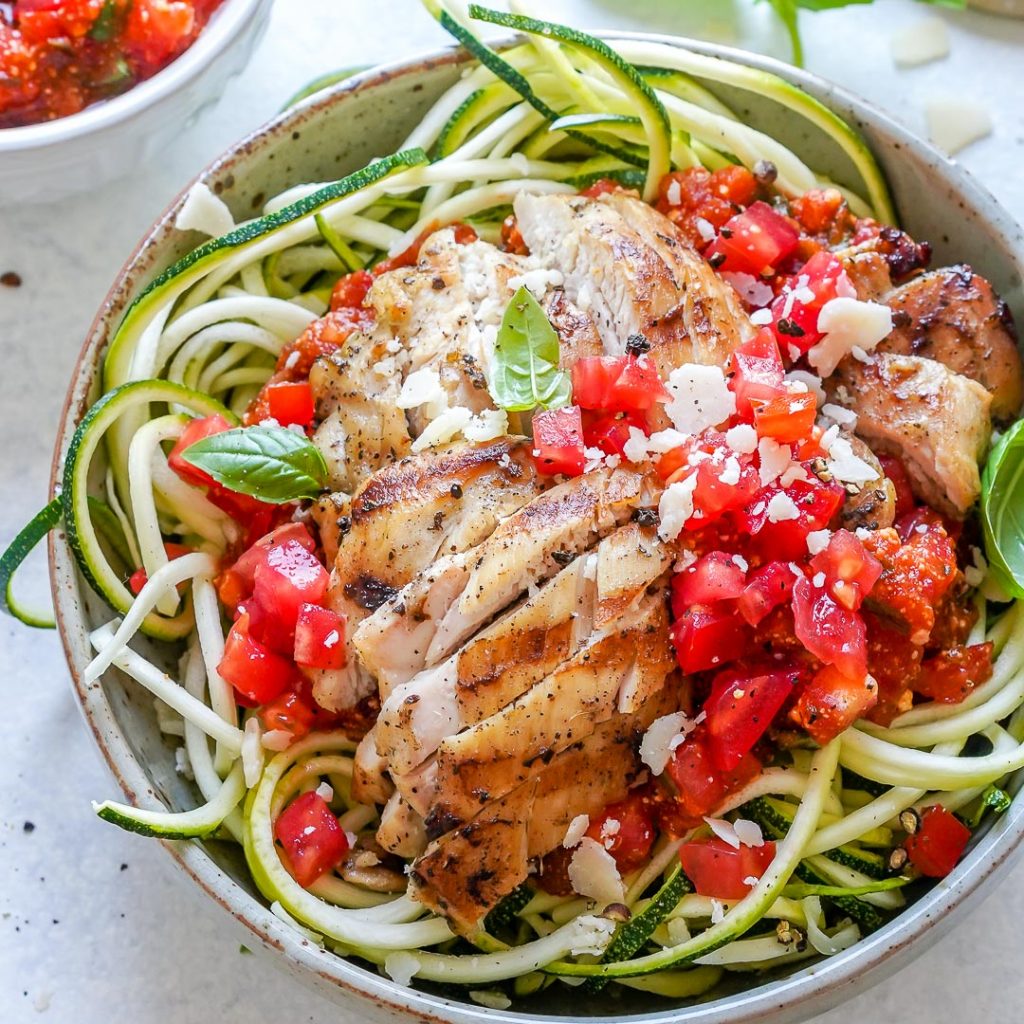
[123,0,195,67]
[670,603,750,674]
[914,643,994,705]
[231,522,318,590]
[249,540,330,652]
[790,188,849,236]
[672,552,746,612]
[274,791,350,887]
[665,433,761,526]
[329,268,374,312]
[532,406,586,477]
[585,796,656,875]
[580,177,623,199]
[729,329,785,417]
[126,542,192,595]
[904,805,971,878]
[742,478,845,562]
[219,613,297,704]
[266,380,315,427]
[752,391,817,444]
[789,664,878,745]
[792,574,868,680]
[809,529,883,612]
[665,730,761,823]
[705,202,800,277]
[679,835,777,900]
[737,561,797,626]
[703,662,804,770]
[259,688,317,741]
[294,604,347,670]
[500,214,528,255]
[769,251,855,354]
[877,454,915,519]
[572,355,668,413]
[168,414,235,490]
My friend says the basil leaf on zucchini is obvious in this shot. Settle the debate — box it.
[489,286,571,412]
[981,420,1024,599]
[181,425,329,503]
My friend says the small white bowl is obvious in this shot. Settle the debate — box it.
[0,0,272,205]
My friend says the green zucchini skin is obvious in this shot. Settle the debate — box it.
[0,498,63,628]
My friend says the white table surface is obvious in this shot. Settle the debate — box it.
[2,1,1023,1020]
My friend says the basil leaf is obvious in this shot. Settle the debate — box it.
[181,425,329,503]
[981,420,1024,599]
[90,0,121,42]
[489,286,571,413]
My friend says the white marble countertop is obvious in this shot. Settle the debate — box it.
[2,1,1023,1021]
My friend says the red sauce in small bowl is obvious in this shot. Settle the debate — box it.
[0,0,226,129]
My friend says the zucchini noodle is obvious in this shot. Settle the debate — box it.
[34,0,1022,1006]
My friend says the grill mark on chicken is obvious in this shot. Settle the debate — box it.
[344,575,400,612]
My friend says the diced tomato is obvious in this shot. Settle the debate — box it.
[808,529,882,612]
[914,643,994,705]
[663,434,761,526]
[231,522,318,590]
[672,552,746,612]
[168,414,235,490]
[249,541,330,652]
[656,167,757,249]
[792,574,867,680]
[705,202,799,277]
[729,329,785,417]
[215,568,248,614]
[580,177,623,199]
[259,688,317,742]
[665,730,761,823]
[585,795,656,875]
[789,664,878,745]
[877,454,915,519]
[768,251,855,354]
[126,542,192,595]
[572,355,668,413]
[679,835,777,900]
[741,477,845,562]
[293,604,347,671]
[266,380,315,427]
[531,406,586,477]
[703,661,804,770]
[329,268,374,312]
[274,791,350,887]
[790,188,849,237]
[582,409,648,459]
[670,603,750,674]
[752,391,817,444]
[128,567,148,596]
[218,613,297,705]
[904,805,971,878]
[500,214,529,255]
[737,561,797,626]
[123,0,195,67]
[864,611,923,726]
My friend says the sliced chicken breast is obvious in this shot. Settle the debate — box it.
[830,353,992,518]
[882,265,1022,421]
[835,435,896,533]
[375,522,670,776]
[311,438,543,711]
[353,467,656,692]
[513,191,753,378]
[410,685,679,932]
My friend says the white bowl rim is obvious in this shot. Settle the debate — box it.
[48,29,1024,1024]
[0,0,266,150]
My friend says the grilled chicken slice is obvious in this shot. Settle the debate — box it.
[840,250,893,303]
[352,729,395,806]
[545,287,605,367]
[310,438,543,711]
[881,265,1022,421]
[410,685,679,932]
[513,191,753,378]
[830,353,992,518]
[311,336,412,496]
[375,522,670,776]
[422,593,673,829]
[376,790,428,859]
[353,467,656,693]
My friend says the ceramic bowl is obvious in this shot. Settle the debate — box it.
[48,31,1024,1024]
[0,0,272,206]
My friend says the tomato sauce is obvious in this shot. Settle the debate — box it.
[1,0,226,129]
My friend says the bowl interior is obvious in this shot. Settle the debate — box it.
[50,34,1024,1024]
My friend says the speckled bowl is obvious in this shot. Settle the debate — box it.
[48,31,1024,1024]
[0,0,273,205]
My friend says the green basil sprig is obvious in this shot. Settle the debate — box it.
[488,286,571,413]
[981,419,1024,599]
[181,425,329,503]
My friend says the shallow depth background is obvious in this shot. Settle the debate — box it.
[1,0,1023,1021]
